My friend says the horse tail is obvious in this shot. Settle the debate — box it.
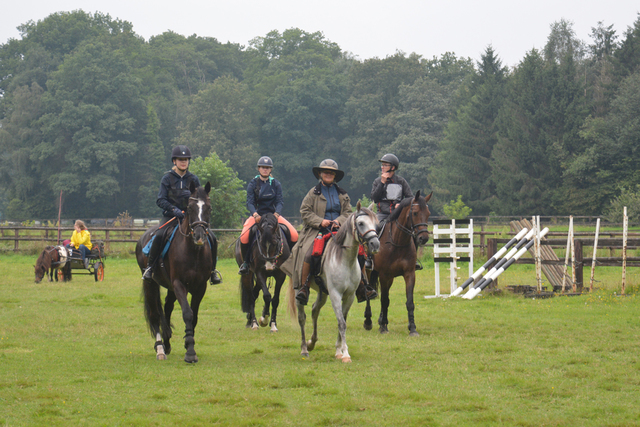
[142,280,169,339]
[240,275,254,314]
[287,276,297,319]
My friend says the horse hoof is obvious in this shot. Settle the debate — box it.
[259,316,269,327]
[342,356,352,363]
[364,320,372,331]
[156,354,166,361]
[409,331,420,337]
[301,352,309,359]
[251,322,259,331]
[270,324,278,333]
[335,353,342,360]
[184,354,198,363]
[379,327,389,334]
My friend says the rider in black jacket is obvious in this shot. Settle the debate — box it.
[142,145,222,284]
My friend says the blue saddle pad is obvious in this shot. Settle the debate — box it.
[142,226,179,258]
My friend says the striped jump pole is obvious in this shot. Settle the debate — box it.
[458,227,537,297]
[451,228,529,297]
[463,227,550,300]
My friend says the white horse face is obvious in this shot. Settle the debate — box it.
[355,211,380,255]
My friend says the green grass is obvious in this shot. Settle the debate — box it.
[2,254,640,426]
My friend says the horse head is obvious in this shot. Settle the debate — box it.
[34,263,46,283]
[256,213,284,270]
[354,200,380,255]
[187,181,212,246]
[409,190,432,246]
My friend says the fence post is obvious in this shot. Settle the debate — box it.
[574,239,583,292]
[14,228,19,250]
[106,229,111,252]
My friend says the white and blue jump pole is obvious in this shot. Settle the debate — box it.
[451,227,529,297]
[463,227,549,300]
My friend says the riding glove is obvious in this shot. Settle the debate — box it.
[172,208,185,221]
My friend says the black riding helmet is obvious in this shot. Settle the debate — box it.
[379,153,399,171]
[171,145,192,161]
[257,156,273,168]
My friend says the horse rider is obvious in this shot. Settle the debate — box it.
[284,159,376,305]
[142,145,222,284]
[238,156,298,275]
[369,153,421,270]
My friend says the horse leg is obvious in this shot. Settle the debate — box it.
[270,275,285,333]
[257,272,271,328]
[404,272,419,336]
[307,291,327,352]
[364,300,372,330]
[297,302,309,357]
[331,290,354,363]
[172,280,198,363]
[378,278,392,334]
[163,291,176,355]
[143,280,167,360]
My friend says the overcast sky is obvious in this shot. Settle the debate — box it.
[2,1,639,68]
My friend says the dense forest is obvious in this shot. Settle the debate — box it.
[1,11,640,225]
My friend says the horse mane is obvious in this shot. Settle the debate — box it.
[386,194,426,223]
[326,207,376,262]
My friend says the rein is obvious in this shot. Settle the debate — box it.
[388,203,429,247]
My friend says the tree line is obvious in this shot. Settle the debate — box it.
[1,10,639,226]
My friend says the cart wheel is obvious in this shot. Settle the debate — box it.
[94,262,105,282]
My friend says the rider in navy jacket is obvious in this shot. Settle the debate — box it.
[142,145,222,284]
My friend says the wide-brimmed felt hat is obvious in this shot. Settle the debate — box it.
[313,159,344,182]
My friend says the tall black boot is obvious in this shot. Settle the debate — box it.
[209,234,222,284]
[238,242,251,275]
[295,261,313,305]
[143,231,164,280]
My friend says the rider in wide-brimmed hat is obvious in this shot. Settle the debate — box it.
[282,159,377,305]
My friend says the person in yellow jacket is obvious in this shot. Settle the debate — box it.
[69,220,92,268]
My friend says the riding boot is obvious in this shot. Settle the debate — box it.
[295,261,313,305]
[143,232,164,280]
[356,278,378,303]
[238,242,251,275]
[208,234,222,284]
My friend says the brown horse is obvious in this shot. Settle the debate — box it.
[34,246,71,283]
[235,212,290,332]
[135,181,214,363]
[364,191,432,336]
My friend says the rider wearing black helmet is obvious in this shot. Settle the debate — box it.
[238,156,298,275]
[142,145,222,284]
[369,153,421,270]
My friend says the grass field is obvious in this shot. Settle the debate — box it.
[2,252,640,426]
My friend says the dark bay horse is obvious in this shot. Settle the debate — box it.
[364,191,432,336]
[34,246,71,283]
[135,181,213,362]
[288,202,380,362]
[234,212,290,332]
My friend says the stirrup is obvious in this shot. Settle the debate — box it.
[296,285,310,306]
[238,262,250,275]
[210,269,222,285]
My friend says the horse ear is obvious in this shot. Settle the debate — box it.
[205,181,211,195]
[190,181,196,194]
[356,200,362,211]
[415,190,421,200]
[425,191,433,203]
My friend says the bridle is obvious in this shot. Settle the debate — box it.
[179,197,210,240]
[354,210,378,246]
[388,202,429,247]
[256,218,284,262]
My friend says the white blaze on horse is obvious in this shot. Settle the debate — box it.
[289,202,380,363]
